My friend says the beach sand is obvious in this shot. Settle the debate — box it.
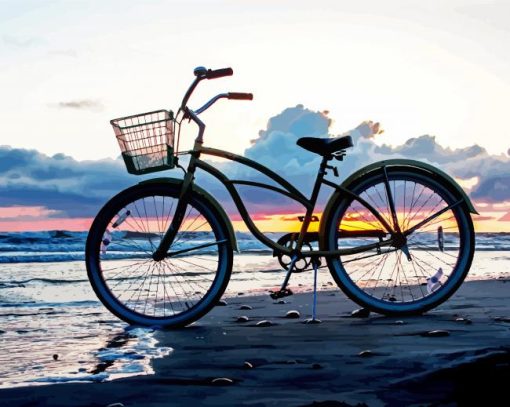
[1,277,509,406]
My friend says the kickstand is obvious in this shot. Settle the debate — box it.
[304,257,322,324]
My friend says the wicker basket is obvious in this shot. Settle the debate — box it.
[111,110,175,175]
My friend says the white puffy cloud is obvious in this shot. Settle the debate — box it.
[0,104,509,222]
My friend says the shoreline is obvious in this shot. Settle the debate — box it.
[1,278,510,406]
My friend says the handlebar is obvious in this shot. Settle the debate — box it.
[181,66,253,111]
[207,67,233,79]
[180,66,253,143]
[193,66,233,80]
[228,92,253,100]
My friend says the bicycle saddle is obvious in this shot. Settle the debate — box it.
[296,135,354,156]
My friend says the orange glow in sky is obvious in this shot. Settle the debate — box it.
[0,204,506,233]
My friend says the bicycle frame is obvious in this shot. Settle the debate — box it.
[151,70,398,261]
[88,66,478,327]
[153,120,397,261]
[191,144,397,257]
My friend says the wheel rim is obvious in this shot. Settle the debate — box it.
[89,189,230,322]
[328,170,472,311]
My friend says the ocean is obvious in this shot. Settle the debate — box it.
[0,231,509,388]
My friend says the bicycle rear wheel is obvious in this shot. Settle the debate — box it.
[323,168,475,315]
[86,182,233,328]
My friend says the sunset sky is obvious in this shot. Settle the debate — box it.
[1,0,509,232]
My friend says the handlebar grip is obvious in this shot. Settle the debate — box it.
[206,67,233,79]
[228,92,253,100]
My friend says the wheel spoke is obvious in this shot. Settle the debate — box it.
[87,185,231,326]
[328,170,473,311]
[405,200,463,236]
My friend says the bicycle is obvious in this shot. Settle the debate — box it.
[85,66,477,328]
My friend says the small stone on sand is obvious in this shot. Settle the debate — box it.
[237,292,244,296]
[285,310,300,319]
[358,350,375,357]
[351,308,370,318]
[211,377,234,385]
[394,320,405,325]
[276,300,286,304]
[216,299,228,306]
[303,318,322,324]
[52,354,58,361]
[422,329,450,337]
[243,361,253,369]
[311,363,322,369]
[455,317,473,324]
[106,403,125,407]
[235,316,249,323]
[494,317,510,323]
[256,320,273,327]
[239,305,252,310]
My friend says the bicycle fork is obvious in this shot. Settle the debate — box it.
[152,171,194,261]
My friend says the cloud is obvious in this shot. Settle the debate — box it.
[472,175,510,202]
[47,49,78,58]
[381,135,510,203]
[499,212,510,222]
[0,206,61,221]
[54,99,103,111]
[220,104,510,213]
[2,35,40,48]
[0,146,136,218]
[1,104,509,226]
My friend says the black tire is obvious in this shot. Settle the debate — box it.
[323,168,475,315]
[86,182,233,328]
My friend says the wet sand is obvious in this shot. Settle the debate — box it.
[1,278,510,406]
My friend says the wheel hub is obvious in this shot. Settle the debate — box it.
[152,250,165,262]
[392,233,407,249]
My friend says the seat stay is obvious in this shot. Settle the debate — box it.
[322,178,395,234]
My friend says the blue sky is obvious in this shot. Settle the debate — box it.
[1,0,510,159]
[0,1,509,231]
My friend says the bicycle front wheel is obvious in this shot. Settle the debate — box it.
[86,182,233,328]
[323,168,474,315]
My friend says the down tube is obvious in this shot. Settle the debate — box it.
[195,159,295,255]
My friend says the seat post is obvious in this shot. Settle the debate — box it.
[294,155,330,251]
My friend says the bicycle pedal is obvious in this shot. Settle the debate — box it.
[269,288,294,299]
